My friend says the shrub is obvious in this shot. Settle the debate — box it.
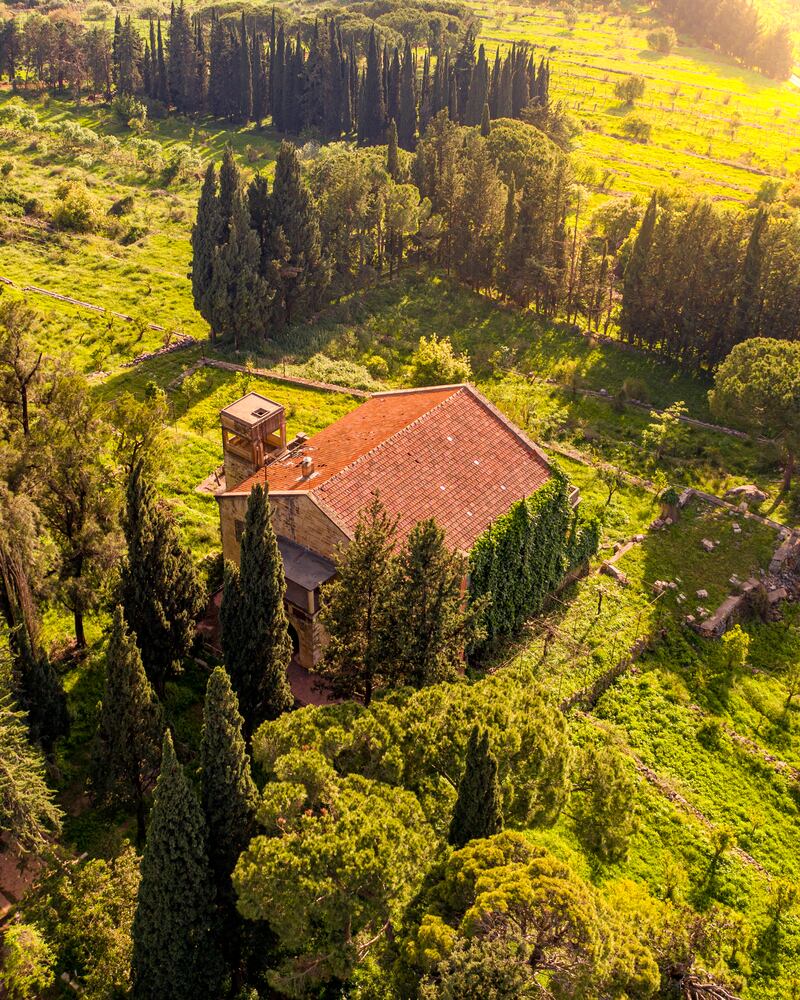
[409,334,472,386]
[56,120,102,148]
[614,74,646,105]
[621,376,649,402]
[85,0,114,18]
[108,193,135,216]
[129,137,163,171]
[0,103,39,130]
[1,160,13,176]
[622,112,652,142]
[1,923,56,999]
[52,181,101,233]
[24,197,45,217]
[646,27,677,53]
[162,143,202,184]
[112,94,147,129]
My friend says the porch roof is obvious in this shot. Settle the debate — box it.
[277,536,336,591]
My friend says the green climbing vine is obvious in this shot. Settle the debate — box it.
[469,472,600,647]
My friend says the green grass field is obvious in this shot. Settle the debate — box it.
[470,1,800,204]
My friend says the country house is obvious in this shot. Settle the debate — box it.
[215,384,575,671]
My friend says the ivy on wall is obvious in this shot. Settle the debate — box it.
[469,472,600,647]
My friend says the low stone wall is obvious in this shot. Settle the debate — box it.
[169,357,371,398]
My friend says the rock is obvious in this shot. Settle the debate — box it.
[768,587,788,604]
[601,561,629,586]
[664,517,674,526]
[701,539,715,552]
[729,575,740,585]
[686,615,696,624]
[677,594,685,603]
[696,589,708,599]
[634,534,645,542]
[668,581,678,590]
[675,576,682,583]
[613,541,622,553]
[725,484,768,505]
[651,519,664,530]
[653,580,667,593]
[732,523,741,534]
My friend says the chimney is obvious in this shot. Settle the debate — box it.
[300,455,315,478]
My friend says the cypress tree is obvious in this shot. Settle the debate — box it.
[119,460,205,699]
[143,42,152,98]
[358,26,386,143]
[238,12,253,121]
[13,631,68,757]
[131,731,221,1000]
[272,23,285,129]
[91,607,164,845]
[398,39,417,151]
[220,484,293,737]
[733,206,768,346]
[191,162,222,328]
[199,668,258,978]
[619,191,658,345]
[269,139,323,325]
[465,43,488,125]
[317,494,396,706]
[388,519,485,688]
[218,143,239,241]
[503,173,516,247]
[448,725,503,849]
[480,100,491,136]
[208,187,272,347]
[156,17,168,103]
[387,45,401,125]
[387,118,400,180]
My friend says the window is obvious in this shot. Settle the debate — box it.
[234,519,244,543]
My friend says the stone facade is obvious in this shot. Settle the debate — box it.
[217,491,348,670]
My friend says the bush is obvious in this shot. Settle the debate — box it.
[622,112,652,142]
[1,160,13,176]
[646,27,677,53]
[621,377,649,403]
[52,181,101,233]
[85,0,114,18]
[614,74,646,105]
[112,94,147,129]
[162,143,202,184]
[56,120,102,148]
[129,137,163,171]
[108,193,135,216]
[0,103,39,130]
[409,334,472,386]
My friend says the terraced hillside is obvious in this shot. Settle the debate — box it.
[471,1,800,203]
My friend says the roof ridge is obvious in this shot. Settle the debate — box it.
[312,386,468,493]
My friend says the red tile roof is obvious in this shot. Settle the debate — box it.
[223,385,552,552]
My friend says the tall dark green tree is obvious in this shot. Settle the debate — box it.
[131,730,221,1000]
[448,725,503,848]
[218,143,239,241]
[119,459,204,698]
[389,519,486,688]
[220,484,293,736]
[357,26,386,143]
[199,667,258,981]
[733,206,768,347]
[387,118,400,180]
[398,40,417,150]
[207,187,272,347]
[619,191,658,345]
[317,494,396,706]
[269,140,324,325]
[91,607,164,845]
[191,162,222,328]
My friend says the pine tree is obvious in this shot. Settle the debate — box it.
[317,494,396,706]
[619,191,658,345]
[131,731,221,1000]
[387,118,400,180]
[220,484,293,737]
[199,667,257,978]
[269,140,324,325]
[91,607,164,845]
[119,460,204,699]
[448,725,503,848]
[207,187,273,347]
[191,162,222,328]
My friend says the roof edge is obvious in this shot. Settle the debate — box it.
[459,384,554,472]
